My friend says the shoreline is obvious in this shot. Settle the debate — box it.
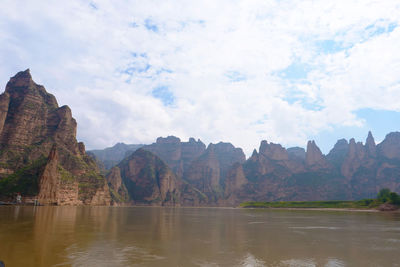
[1,201,399,213]
[1,204,398,213]
[240,206,383,212]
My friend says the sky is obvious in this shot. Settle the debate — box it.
[1,0,400,157]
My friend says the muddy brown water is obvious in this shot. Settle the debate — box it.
[1,206,400,266]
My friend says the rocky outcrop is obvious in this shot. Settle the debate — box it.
[0,70,111,205]
[38,145,61,205]
[88,143,144,170]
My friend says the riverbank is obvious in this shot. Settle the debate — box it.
[238,199,398,212]
[241,206,382,212]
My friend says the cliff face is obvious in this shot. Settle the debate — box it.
[0,70,111,205]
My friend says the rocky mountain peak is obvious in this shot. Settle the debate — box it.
[328,139,349,156]
[365,131,376,157]
[251,149,258,158]
[347,138,366,160]
[305,140,325,166]
[0,70,110,205]
[204,142,246,167]
[259,140,268,154]
[259,140,288,161]
[326,139,349,166]
[156,136,181,144]
[6,69,33,89]
[377,132,400,159]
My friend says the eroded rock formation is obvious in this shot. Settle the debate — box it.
[0,70,110,205]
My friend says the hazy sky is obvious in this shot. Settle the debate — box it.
[1,0,400,156]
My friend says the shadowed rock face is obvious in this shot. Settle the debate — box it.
[109,148,207,206]
[115,149,180,205]
[0,70,110,205]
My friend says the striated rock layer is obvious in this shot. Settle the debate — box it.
[0,70,110,205]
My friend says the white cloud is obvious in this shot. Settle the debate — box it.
[0,0,399,156]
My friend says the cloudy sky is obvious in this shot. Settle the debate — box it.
[1,0,400,156]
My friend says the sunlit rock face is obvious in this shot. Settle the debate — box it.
[0,70,111,205]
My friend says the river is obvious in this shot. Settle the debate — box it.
[0,206,399,266]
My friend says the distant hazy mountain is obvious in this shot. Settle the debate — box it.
[88,143,144,170]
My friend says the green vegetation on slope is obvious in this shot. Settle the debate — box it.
[0,157,47,197]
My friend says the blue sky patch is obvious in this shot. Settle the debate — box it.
[365,21,397,38]
[89,2,98,10]
[277,61,312,80]
[145,18,159,33]
[152,86,175,106]
[315,39,346,54]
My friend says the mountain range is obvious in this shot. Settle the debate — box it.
[0,70,399,206]
[92,131,400,206]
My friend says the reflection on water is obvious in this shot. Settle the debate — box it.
[0,207,400,266]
